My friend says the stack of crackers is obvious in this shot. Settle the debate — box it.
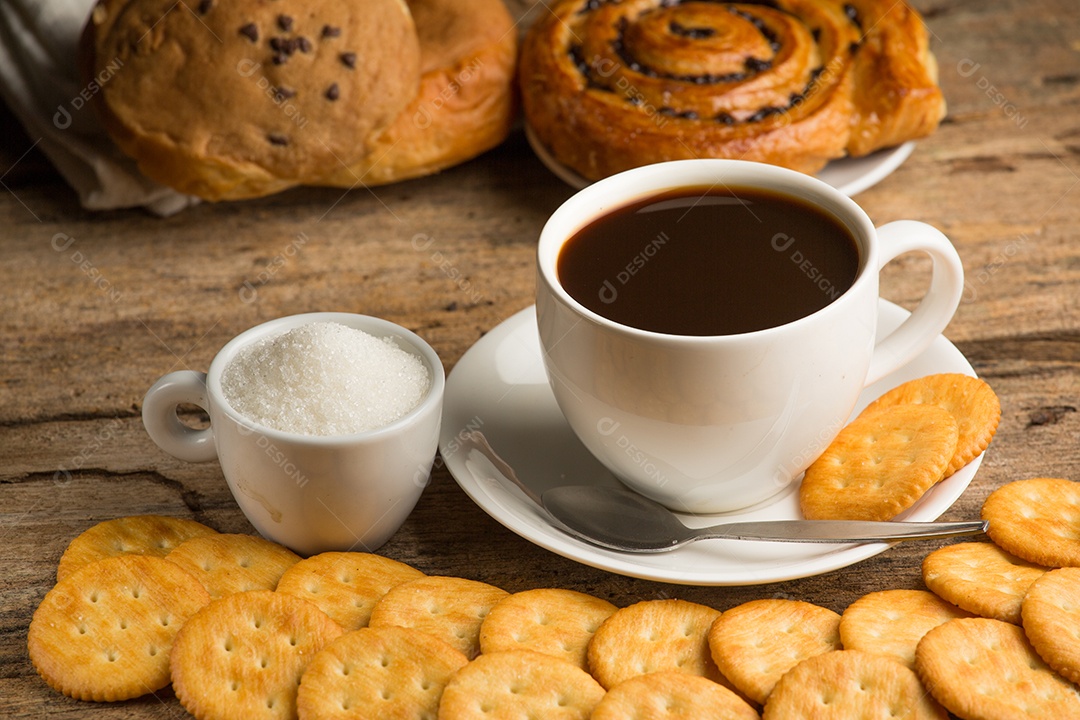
[26,374,1080,718]
[800,373,1002,521]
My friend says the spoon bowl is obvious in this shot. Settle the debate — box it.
[540,485,988,553]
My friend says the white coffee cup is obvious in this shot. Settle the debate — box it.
[141,312,444,555]
[536,159,964,514]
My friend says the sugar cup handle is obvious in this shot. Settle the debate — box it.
[865,221,965,386]
[142,371,218,462]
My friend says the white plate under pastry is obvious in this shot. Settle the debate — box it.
[525,124,916,198]
[439,300,983,586]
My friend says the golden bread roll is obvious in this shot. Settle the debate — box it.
[87,0,421,200]
[520,0,945,181]
[317,0,518,187]
[85,0,518,200]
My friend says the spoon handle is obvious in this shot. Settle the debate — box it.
[701,519,989,543]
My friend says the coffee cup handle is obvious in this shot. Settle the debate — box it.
[865,220,965,386]
[141,371,218,462]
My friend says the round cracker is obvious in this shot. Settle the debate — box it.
[170,590,343,720]
[479,588,617,671]
[982,477,1080,567]
[588,599,723,690]
[708,598,841,705]
[839,589,972,669]
[915,617,1080,719]
[165,533,300,600]
[28,554,211,701]
[368,576,508,659]
[921,541,1047,624]
[590,671,760,720]
[764,650,947,719]
[276,551,424,631]
[1021,567,1080,684]
[437,650,604,720]
[297,626,468,720]
[859,373,1000,477]
[57,514,218,581]
[800,404,958,521]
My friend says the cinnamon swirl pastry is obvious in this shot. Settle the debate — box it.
[520,0,945,180]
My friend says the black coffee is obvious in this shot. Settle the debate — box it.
[557,186,861,336]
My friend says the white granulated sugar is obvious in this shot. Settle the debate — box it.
[220,321,431,435]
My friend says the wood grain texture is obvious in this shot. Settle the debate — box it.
[2,0,1078,717]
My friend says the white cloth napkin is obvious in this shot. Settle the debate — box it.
[0,0,199,215]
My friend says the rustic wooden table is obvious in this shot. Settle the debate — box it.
[2,0,1078,717]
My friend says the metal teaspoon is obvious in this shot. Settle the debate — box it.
[540,485,988,553]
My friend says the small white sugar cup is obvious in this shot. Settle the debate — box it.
[142,313,445,556]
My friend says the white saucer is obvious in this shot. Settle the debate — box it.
[439,300,983,586]
[525,124,915,198]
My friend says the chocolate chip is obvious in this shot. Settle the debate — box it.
[321,25,341,38]
[669,21,715,39]
[274,86,297,100]
[198,0,212,14]
[278,14,293,32]
[272,53,287,65]
[297,36,312,53]
[340,52,357,69]
[745,57,772,73]
[239,23,258,42]
[746,106,784,123]
[844,3,861,28]
[270,37,300,54]
[268,133,289,146]
[325,83,340,101]
[271,36,300,54]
